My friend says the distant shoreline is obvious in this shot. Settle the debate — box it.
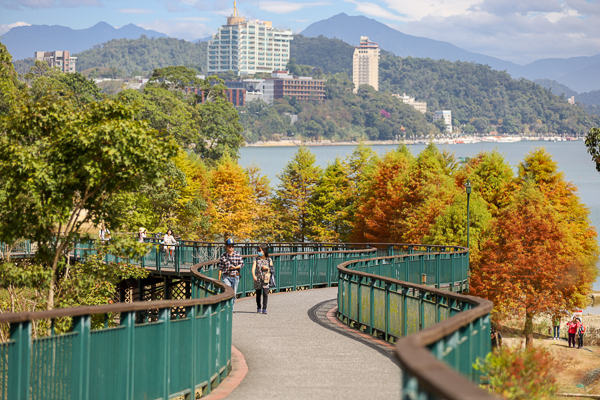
[244,136,583,148]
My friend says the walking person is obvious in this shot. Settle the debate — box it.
[252,245,273,314]
[577,318,586,349]
[162,229,178,264]
[218,238,244,310]
[566,316,580,348]
[552,314,561,340]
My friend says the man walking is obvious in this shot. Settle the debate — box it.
[219,238,244,310]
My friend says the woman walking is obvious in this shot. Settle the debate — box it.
[252,245,273,314]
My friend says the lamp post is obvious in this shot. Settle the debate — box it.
[465,179,472,249]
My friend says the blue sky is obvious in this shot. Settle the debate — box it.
[1,0,599,64]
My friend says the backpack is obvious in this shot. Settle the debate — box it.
[579,324,586,335]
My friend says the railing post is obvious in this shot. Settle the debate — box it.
[159,307,171,400]
[293,255,298,291]
[369,278,375,335]
[8,321,31,400]
[72,315,91,400]
[121,311,135,400]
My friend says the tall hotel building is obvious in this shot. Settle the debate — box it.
[352,36,379,93]
[207,2,293,75]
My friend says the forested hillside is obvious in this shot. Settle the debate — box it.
[290,35,354,76]
[239,73,434,142]
[378,56,600,134]
[75,36,207,76]
[290,36,600,134]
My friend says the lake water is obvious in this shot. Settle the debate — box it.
[239,141,600,303]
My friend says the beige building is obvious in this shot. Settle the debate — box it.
[433,110,452,133]
[34,51,77,73]
[392,92,427,113]
[352,36,379,93]
[207,1,293,75]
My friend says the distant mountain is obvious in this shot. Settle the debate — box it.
[301,14,525,75]
[533,79,578,98]
[0,22,167,60]
[301,13,600,91]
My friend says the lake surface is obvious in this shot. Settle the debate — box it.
[239,141,600,306]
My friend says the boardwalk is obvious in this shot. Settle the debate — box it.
[226,288,400,399]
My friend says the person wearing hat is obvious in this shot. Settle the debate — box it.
[218,238,244,308]
[138,227,147,243]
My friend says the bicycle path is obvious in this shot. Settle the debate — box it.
[225,287,400,399]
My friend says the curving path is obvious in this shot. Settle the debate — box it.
[224,288,400,399]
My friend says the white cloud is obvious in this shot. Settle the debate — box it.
[138,19,214,41]
[0,21,30,35]
[118,8,154,14]
[256,1,330,14]
[343,0,407,22]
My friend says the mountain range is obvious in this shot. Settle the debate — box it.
[0,22,167,60]
[2,14,599,93]
[300,13,600,93]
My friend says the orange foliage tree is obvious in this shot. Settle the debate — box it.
[208,156,255,240]
[471,182,596,347]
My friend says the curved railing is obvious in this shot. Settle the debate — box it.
[1,242,494,399]
[337,246,495,399]
[0,265,234,400]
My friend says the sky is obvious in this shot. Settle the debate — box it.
[1,0,599,65]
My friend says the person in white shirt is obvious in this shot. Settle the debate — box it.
[99,224,111,244]
[162,229,177,263]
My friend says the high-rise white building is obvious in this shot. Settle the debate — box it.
[207,2,293,75]
[352,36,379,93]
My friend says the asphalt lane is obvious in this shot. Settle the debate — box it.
[226,287,401,399]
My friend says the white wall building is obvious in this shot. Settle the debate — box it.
[207,1,293,75]
[34,50,77,73]
[392,92,427,113]
[352,36,379,94]
[433,110,452,132]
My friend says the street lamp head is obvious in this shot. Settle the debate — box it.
[464,179,472,195]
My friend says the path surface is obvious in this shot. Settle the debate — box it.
[227,287,401,399]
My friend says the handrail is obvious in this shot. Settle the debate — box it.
[0,265,235,400]
[337,250,496,399]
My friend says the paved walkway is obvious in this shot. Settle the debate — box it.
[227,287,401,399]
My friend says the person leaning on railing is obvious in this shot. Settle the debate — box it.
[218,238,243,311]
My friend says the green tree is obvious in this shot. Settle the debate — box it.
[586,127,600,173]
[274,147,322,241]
[0,94,178,310]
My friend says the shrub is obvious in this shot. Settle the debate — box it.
[474,344,559,399]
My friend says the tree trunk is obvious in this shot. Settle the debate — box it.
[524,311,534,347]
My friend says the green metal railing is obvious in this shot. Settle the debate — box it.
[337,248,496,400]
[0,266,234,400]
[0,240,34,259]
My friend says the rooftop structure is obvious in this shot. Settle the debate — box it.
[207,1,293,75]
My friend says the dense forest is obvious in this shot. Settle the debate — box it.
[75,36,207,76]
[290,35,354,76]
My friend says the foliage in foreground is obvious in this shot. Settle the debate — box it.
[474,345,559,400]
